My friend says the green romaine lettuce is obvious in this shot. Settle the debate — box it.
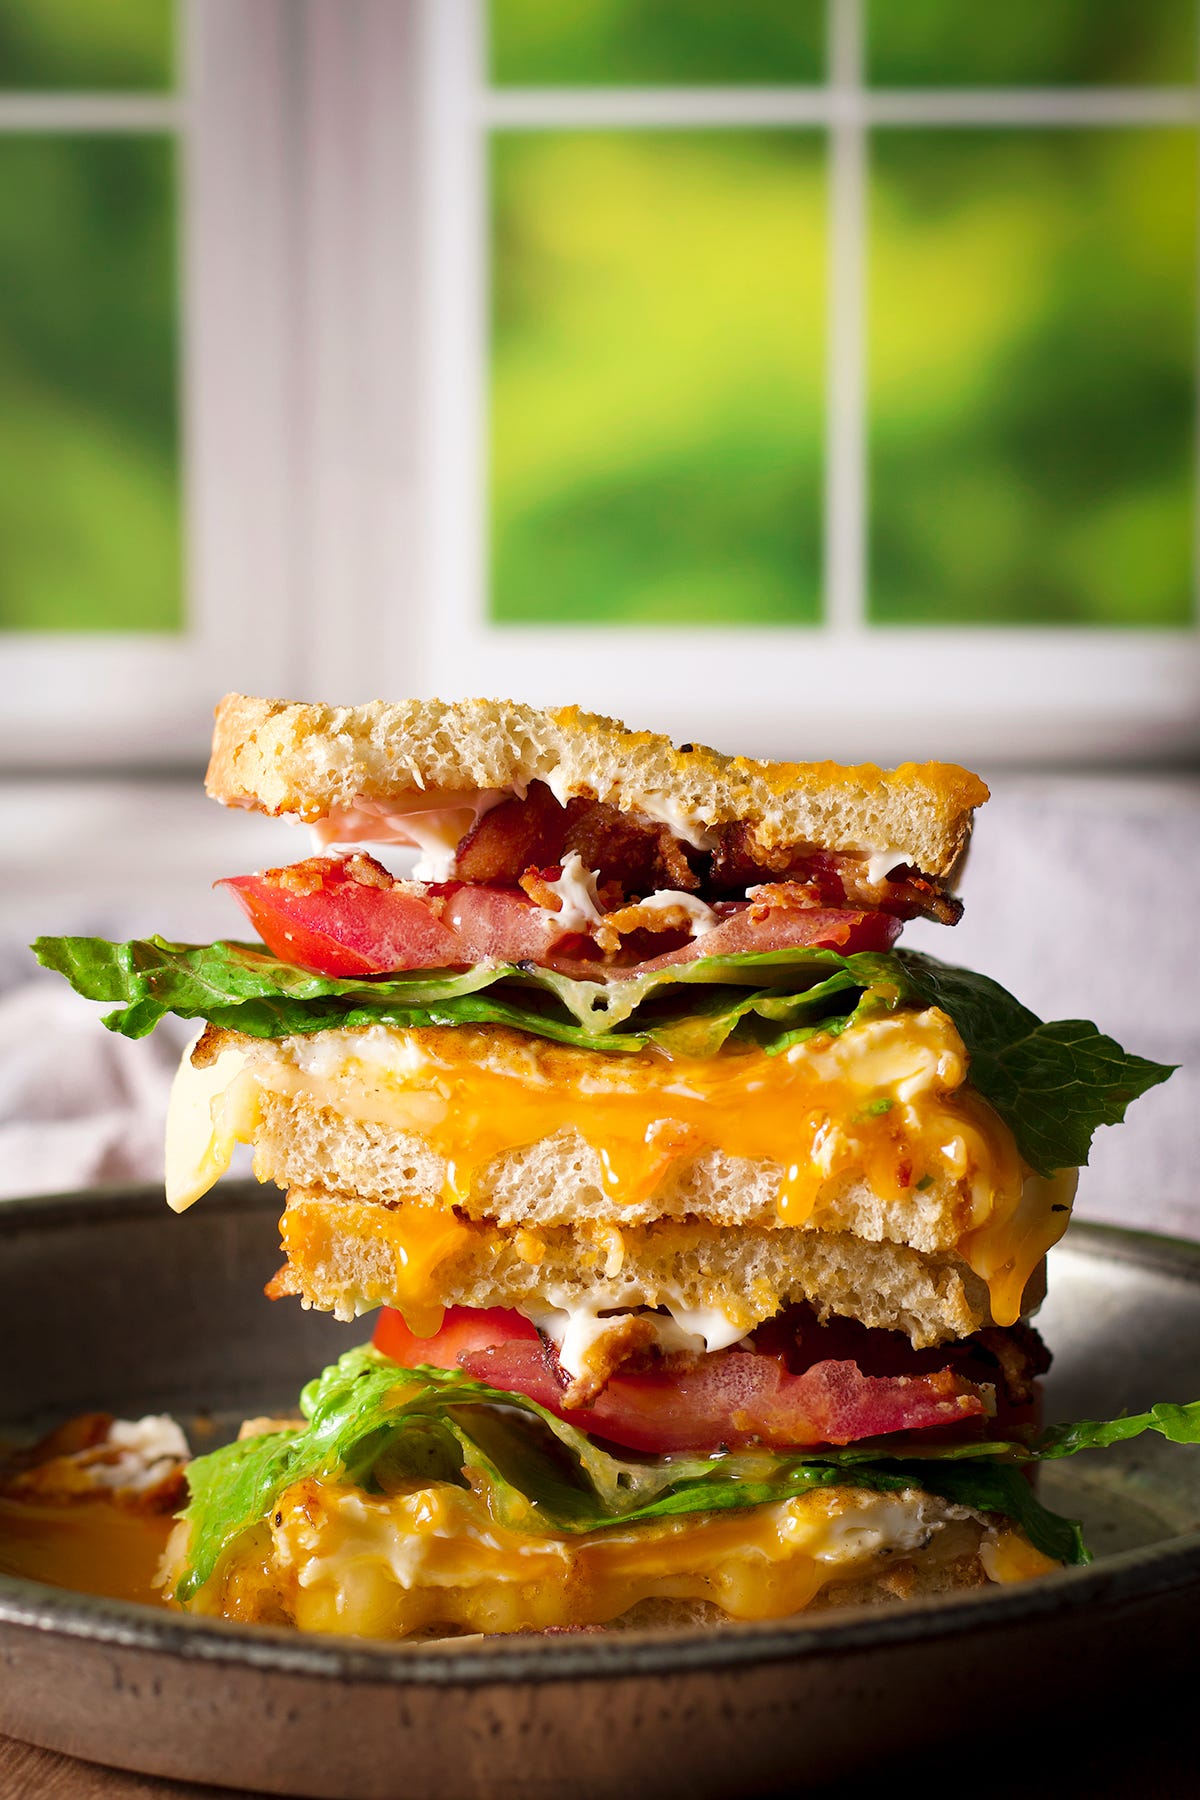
[172,1348,1200,1605]
[32,934,1174,1175]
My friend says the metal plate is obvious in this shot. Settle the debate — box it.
[2,1182,1199,1799]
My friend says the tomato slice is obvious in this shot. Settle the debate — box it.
[219,859,462,977]
[218,858,571,977]
[373,1305,538,1368]
[223,856,902,980]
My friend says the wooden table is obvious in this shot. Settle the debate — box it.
[0,1734,228,1797]
[3,1725,1197,1800]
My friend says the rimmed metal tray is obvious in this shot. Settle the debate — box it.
[1,1183,1199,1799]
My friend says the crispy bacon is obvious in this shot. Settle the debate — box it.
[707,826,962,925]
[564,801,700,896]
[862,872,963,928]
[460,1339,990,1453]
[454,782,701,900]
[253,785,961,952]
[600,898,710,940]
[708,829,846,900]
[373,1304,1045,1454]
[753,1307,1049,1433]
[454,785,578,884]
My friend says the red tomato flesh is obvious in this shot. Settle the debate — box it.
[219,861,465,977]
[373,1304,538,1367]
[221,856,901,979]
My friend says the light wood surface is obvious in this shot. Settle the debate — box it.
[0,1735,235,1799]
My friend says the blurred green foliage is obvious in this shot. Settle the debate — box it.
[490,132,826,625]
[489,0,825,85]
[0,0,173,89]
[869,129,1196,626]
[869,0,1196,86]
[0,136,181,632]
[0,2,1192,639]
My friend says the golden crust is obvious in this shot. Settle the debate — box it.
[205,693,988,879]
[269,1190,995,1347]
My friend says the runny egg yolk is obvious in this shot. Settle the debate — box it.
[168,1478,1049,1637]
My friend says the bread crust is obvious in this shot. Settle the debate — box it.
[269,1189,996,1346]
[206,693,988,879]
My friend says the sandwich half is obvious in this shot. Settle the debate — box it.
[36,695,1183,1637]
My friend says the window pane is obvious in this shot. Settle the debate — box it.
[490,132,825,625]
[489,1,824,86]
[869,129,1196,627]
[868,0,1197,87]
[0,136,181,632]
[0,0,174,90]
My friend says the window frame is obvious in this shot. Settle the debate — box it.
[0,0,1196,769]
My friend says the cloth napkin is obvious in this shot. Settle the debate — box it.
[0,982,194,1200]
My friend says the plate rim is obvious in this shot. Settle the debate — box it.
[3,1181,1200,1689]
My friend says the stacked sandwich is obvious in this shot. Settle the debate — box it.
[37,695,1187,1637]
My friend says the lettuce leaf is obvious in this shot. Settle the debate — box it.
[170,1349,1200,1604]
[887,953,1176,1175]
[32,934,1173,1174]
[32,933,887,1057]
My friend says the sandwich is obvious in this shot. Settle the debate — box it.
[35,694,1191,1637]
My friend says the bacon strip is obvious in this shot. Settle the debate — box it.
[454,786,576,884]
[460,1340,991,1454]
[451,785,958,923]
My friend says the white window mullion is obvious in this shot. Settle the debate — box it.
[0,95,185,130]
[290,0,426,702]
[824,0,867,637]
[419,0,489,692]
[478,91,1200,135]
[868,88,1200,128]
[481,87,833,129]
[184,0,303,716]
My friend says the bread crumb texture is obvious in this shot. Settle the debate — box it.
[206,694,988,878]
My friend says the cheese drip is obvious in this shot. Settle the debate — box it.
[168,1477,1049,1636]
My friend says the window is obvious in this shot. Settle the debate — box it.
[4,2,1196,767]
[419,0,1200,760]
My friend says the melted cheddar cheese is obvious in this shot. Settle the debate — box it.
[166,1010,1076,1330]
[167,1477,1048,1636]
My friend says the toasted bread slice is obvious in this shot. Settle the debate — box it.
[206,693,987,880]
[268,1188,1001,1347]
